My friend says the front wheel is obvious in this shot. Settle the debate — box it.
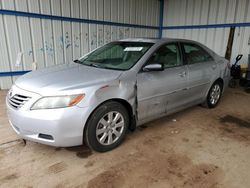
[204,82,223,108]
[84,101,129,152]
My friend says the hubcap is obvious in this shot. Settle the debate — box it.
[96,111,125,146]
[210,84,221,105]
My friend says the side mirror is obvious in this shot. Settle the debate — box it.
[143,63,164,72]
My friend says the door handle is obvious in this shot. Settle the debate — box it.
[179,71,186,77]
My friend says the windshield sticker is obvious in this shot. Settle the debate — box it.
[124,47,143,51]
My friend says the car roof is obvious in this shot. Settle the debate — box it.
[118,38,198,44]
[117,37,218,58]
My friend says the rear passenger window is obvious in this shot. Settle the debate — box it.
[183,43,213,64]
[148,43,181,68]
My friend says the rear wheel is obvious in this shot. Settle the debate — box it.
[84,101,129,152]
[204,81,223,108]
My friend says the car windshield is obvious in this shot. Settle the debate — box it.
[76,42,153,70]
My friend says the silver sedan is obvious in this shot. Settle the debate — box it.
[6,38,230,152]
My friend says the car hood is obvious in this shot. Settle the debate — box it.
[15,63,122,94]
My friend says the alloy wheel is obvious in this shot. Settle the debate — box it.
[209,84,221,105]
[96,111,125,146]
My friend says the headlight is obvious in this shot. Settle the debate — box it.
[31,94,84,110]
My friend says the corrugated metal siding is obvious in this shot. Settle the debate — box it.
[163,0,250,65]
[0,0,160,89]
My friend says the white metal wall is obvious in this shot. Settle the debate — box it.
[0,0,160,89]
[163,0,250,64]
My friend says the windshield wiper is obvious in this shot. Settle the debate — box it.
[73,59,82,64]
[89,63,104,68]
[76,61,119,70]
[74,60,103,68]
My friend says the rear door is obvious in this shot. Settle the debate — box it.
[181,43,216,104]
[137,43,188,122]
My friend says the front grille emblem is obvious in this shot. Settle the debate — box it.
[9,90,13,98]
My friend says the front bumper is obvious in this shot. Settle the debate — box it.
[6,87,91,147]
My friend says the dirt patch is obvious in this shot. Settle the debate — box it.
[137,124,148,131]
[219,115,250,142]
[1,173,19,182]
[85,160,95,168]
[87,167,125,188]
[48,162,67,174]
[143,138,156,146]
[220,115,250,128]
[183,164,221,188]
[65,145,92,158]
[87,151,223,188]
[0,149,4,158]
[0,139,24,149]
[182,138,189,142]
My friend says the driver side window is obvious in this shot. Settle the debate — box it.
[148,43,182,68]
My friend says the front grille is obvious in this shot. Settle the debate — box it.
[8,94,31,109]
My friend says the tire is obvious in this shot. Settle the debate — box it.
[84,101,129,152]
[204,81,223,108]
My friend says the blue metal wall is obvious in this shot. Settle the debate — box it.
[163,0,250,65]
[0,0,160,89]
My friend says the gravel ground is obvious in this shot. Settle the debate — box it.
[0,88,250,188]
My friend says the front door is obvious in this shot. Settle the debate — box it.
[137,43,188,122]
